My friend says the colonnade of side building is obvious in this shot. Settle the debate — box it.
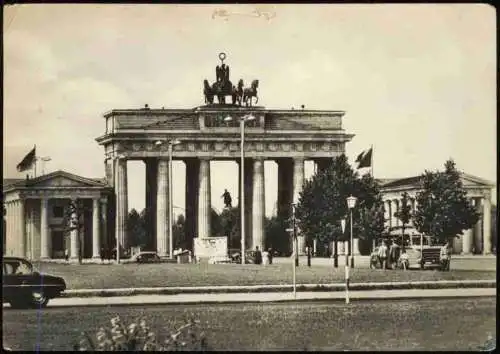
[4,194,107,260]
[382,193,493,255]
[112,156,334,256]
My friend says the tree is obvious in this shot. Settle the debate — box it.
[413,159,480,244]
[210,208,223,237]
[173,214,186,249]
[295,154,384,256]
[357,201,386,253]
[219,207,240,249]
[264,213,291,255]
[127,209,146,248]
[492,204,497,254]
[3,204,6,255]
[394,192,412,250]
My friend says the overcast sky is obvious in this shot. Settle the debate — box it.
[3,4,496,215]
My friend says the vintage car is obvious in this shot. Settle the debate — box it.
[370,234,450,271]
[229,250,259,264]
[2,257,66,308]
[130,251,161,264]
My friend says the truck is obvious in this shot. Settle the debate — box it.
[404,234,448,270]
[370,227,450,271]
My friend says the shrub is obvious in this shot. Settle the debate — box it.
[73,315,209,351]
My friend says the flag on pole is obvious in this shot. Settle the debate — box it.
[16,145,37,172]
[355,147,372,169]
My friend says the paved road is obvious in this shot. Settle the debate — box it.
[2,288,496,308]
[273,255,496,270]
[3,297,496,351]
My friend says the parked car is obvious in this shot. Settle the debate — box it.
[111,247,131,260]
[229,250,258,264]
[131,251,161,264]
[2,257,66,309]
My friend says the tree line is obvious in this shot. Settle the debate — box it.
[49,155,492,258]
[123,157,494,256]
[294,156,488,255]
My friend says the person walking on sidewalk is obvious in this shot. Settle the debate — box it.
[378,241,388,269]
[399,249,409,270]
[262,248,269,265]
[389,239,400,270]
[254,246,262,265]
[440,240,451,271]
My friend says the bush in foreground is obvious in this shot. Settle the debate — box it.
[73,315,209,351]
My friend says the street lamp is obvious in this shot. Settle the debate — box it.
[223,114,255,265]
[336,219,345,268]
[341,217,348,304]
[155,139,182,259]
[347,195,357,268]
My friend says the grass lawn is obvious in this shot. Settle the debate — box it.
[33,261,497,290]
[2,298,496,350]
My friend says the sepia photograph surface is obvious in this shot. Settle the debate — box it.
[2,3,496,351]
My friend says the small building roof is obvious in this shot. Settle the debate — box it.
[3,170,109,193]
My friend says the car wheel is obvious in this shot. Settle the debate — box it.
[9,299,28,309]
[30,290,49,308]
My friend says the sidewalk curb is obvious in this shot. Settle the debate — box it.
[6,289,496,309]
[61,280,497,298]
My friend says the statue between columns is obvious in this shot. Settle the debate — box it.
[65,199,84,264]
[222,189,232,209]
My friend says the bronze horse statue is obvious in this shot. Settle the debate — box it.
[243,79,259,107]
[203,79,214,104]
[203,78,256,106]
[231,79,244,105]
[211,79,234,104]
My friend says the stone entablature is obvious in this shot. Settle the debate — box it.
[97,106,352,160]
[102,138,347,160]
[102,106,345,133]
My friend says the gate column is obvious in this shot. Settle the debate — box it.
[252,159,265,251]
[156,159,169,257]
[185,158,200,250]
[293,157,305,254]
[145,158,158,251]
[198,158,211,239]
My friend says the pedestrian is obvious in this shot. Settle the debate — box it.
[389,239,400,270]
[254,246,262,265]
[378,241,388,270]
[440,240,451,271]
[268,248,273,265]
[399,250,409,270]
[64,248,69,262]
[262,248,269,265]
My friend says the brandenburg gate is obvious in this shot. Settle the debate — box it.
[96,54,354,256]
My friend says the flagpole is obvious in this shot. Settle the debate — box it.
[33,145,37,178]
[371,144,374,178]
